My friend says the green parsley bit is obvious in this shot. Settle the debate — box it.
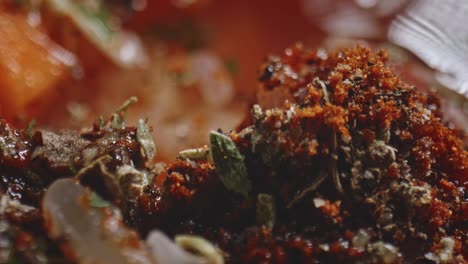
[209,130,251,198]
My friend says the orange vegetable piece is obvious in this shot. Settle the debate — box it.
[0,10,73,117]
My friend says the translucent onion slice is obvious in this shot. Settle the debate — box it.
[46,0,148,68]
[42,179,153,264]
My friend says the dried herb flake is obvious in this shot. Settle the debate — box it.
[209,131,251,198]
[256,193,275,228]
[111,97,138,128]
[137,119,156,161]
[178,146,209,161]
[26,120,36,138]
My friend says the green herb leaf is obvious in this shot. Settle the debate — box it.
[209,131,251,198]
[89,192,110,208]
[137,119,156,161]
[46,0,147,68]
[47,0,114,44]
[26,120,36,138]
[75,2,114,37]
[256,193,275,228]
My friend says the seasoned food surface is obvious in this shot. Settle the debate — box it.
[0,45,466,263]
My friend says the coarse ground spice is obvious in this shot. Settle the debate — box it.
[0,44,466,263]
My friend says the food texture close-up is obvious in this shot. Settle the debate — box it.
[0,0,466,263]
